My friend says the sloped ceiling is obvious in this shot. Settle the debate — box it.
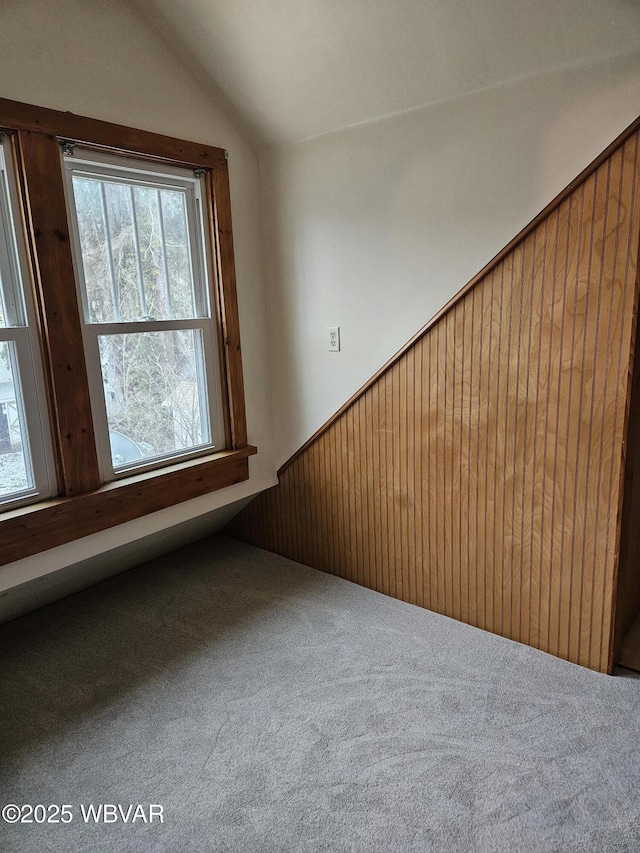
[133,0,640,146]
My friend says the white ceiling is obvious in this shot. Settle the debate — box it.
[133,0,640,146]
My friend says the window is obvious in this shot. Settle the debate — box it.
[0,136,55,508]
[0,98,255,566]
[64,148,225,479]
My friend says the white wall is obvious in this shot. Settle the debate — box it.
[0,0,276,607]
[261,52,640,467]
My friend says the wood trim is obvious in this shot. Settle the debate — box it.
[0,98,227,170]
[228,126,640,673]
[16,129,100,495]
[280,113,640,476]
[0,446,256,566]
[205,170,232,451]
[211,167,248,448]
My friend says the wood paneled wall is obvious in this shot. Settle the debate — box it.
[228,124,640,673]
[614,251,640,662]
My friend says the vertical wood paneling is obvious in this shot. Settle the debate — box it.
[610,135,640,670]
[491,265,506,638]
[425,331,436,613]
[229,126,640,673]
[436,319,447,616]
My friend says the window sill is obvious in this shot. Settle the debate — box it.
[0,445,257,567]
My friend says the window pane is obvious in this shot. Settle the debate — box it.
[98,329,210,470]
[72,177,117,323]
[72,176,199,323]
[131,186,165,320]
[0,341,32,498]
[160,189,196,318]
[104,181,143,321]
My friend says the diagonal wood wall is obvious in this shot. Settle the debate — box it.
[228,123,640,673]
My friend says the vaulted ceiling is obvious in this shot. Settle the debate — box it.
[133,0,640,147]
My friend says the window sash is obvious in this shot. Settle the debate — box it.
[82,320,225,479]
[64,156,211,324]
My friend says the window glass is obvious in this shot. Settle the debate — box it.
[0,341,31,497]
[98,330,208,470]
[72,176,198,323]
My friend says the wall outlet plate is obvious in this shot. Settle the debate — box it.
[328,326,340,351]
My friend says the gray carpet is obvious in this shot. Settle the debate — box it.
[1,536,640,852]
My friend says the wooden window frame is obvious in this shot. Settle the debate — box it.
[0,98,256,566]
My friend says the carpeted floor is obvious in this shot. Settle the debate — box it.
[1,536,639,852]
